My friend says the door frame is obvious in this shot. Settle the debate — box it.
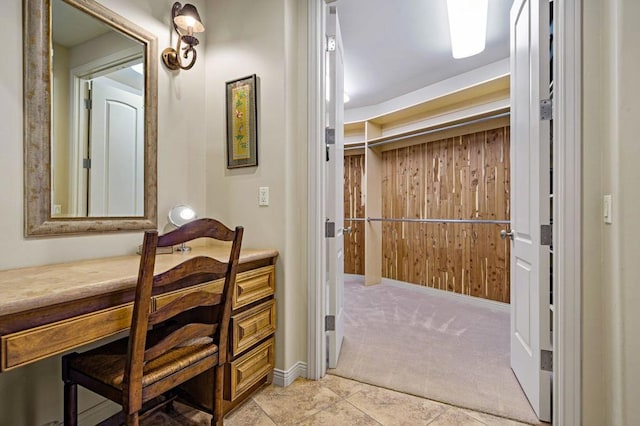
[306,0,327,380]
[306,0,582,424]
[552,1,582,424]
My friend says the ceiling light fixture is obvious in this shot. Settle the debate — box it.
[446,0,488,59]
[130,63,144,75]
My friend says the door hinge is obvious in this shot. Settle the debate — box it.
[84,81,92,110]
[325,127,335,145]
[82,158,91,169]
[541,349,553,372]
[540,224,552,246]
[325,220,336,238]
[326,36,336,52]
[325,315,335,331]
[540,99,553,120]
[325,128,335,162]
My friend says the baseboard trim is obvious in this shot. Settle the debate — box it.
[272,361,307,387]
[344,273,510,313]
[77,399,120,426]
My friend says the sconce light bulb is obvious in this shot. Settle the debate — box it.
[183,16,196,29]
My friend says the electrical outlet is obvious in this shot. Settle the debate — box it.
[259,187,269,206]
[53,204,62,215]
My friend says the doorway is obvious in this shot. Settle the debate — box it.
[338,115,534,422]
[68,58,145,217]
[306,1,583,425]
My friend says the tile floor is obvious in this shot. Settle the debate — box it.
[161,374,531,425]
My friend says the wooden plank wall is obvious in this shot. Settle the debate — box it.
[380,126,511,303]
[344,154,365,274]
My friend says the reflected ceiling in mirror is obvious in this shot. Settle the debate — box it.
[24,0,158,236]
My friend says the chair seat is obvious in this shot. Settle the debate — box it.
[67,335,218,389]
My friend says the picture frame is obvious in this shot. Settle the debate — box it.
[226,74,258,168]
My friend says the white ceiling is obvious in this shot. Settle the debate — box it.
[52,0,112,47]
[336,0,513,109]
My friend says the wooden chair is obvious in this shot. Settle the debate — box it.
[62,218,243,426]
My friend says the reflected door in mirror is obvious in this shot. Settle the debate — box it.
[88,77,144,216]
[51,0,145,218]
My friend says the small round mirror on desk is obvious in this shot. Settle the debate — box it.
[168,204,197,252]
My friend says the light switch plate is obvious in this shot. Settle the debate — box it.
[603,194,612,224]
[259,187,269,206]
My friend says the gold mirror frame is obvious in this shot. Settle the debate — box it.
[24,0,158,236]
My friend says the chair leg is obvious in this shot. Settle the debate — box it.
[211,365,224,426]
[164,400,176,415]
[64,381,77,426]
[125,412,139,426]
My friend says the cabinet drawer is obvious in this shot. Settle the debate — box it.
[1,304,133,371]
[226,338,274,401]
[154,279,224,310]
[231,300,276,356]
[233,266,275,309]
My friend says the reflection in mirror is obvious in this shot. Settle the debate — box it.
[52,0,145,218]
[24,0,157,236]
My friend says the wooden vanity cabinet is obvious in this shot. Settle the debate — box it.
[0,247,278,415]
[172,265,277,414]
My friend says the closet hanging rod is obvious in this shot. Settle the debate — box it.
[345,217,510,225]
[366,111,510,148]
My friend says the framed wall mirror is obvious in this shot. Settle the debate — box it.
[24,0,158,236]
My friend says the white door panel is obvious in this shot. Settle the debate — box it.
[510,0,551,421]
[89,77,144,217]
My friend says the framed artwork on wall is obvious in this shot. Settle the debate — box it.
[226,74,258,168]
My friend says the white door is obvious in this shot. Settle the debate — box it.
[89,77,144,217]
[509,0,551,421]
[325,3,345,369]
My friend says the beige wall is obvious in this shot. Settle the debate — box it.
[0,0,208,423]
[581,0,606,424]
[602,0,640,423]
[583,0,640,424]
[202,0,308,373]
[0,0,306,423]
[0,0,208,270]
[615,0,640,420]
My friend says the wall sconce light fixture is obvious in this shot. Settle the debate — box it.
[162,2,205,70]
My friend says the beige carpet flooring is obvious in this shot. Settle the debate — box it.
[328,275,541,425]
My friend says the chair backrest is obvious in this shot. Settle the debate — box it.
[123,218,243,409]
